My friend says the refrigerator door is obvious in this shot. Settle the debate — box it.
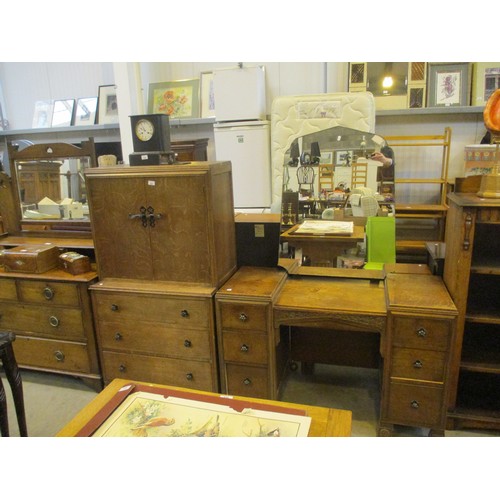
[214,121,271,209]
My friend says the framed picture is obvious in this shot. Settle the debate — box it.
[148,78,200,119]
[73,97,98,126]
[32,100,54,128]
[471,62,500,106]
[427,63,471,107]
[335,150,353,167]
[200,71,215,118]
[51,99,75,127]
[97,84,119,124]
[320,151,333,165]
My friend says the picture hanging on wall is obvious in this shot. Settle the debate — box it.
[148,79,200,119]
[32,100,54,128]
[74,97,98,126]
[51,99,75,127]
[427,63,471,107]
[97,85,119,124]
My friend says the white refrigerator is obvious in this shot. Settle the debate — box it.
[213,66,271,210]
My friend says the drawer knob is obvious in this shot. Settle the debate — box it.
[43,286,55,300]
[184,339,192,348]
[416,327,427,338]
[180,309,189,318]
[243,378,252,386]
[111,304,119,311]
[54,350,65,362]
[239,313,248,322]
[240,344,249,352]
[186,372,193,381]
[114,332,123,341]
[410,400,420,409]
[49,316,60,327]
[413,360,423,369]
[118,364,126,372]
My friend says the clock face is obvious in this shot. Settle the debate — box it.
[135,119,155,142]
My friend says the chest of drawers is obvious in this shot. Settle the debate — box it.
[91,279,219,391]
[0,267,101,390]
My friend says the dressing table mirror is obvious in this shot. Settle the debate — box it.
[5,139,96,236]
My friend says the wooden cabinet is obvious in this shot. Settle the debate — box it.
[0,268,101,390]
[171,138,209,162]
[443,192,500,431]
[215,266,288,399]
[91,279,218,390]
[381,273,457,436]
[85,162,236,287]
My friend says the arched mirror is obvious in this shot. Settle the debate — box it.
[7,139,96,234]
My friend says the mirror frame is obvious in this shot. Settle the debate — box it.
[7,139,97,236]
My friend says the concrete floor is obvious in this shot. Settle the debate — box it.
[1,364,499,437]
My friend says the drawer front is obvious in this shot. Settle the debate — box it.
[391,347,447,382]
[387,381,444,428]
[13,336,91,373]
[93,291,211,328]
[225,363,269,399]
[17,280,80,307]
[0,278,17,301]
[392,316,451,351]
[219,302,268,332]
[222,332,268,364]
[98,320,212,360]
[101,351,215,392]
[0,303,85,340]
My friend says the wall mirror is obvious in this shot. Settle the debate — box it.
[7,139,96,234]
[280,125,390,275]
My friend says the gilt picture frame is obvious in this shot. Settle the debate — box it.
[428,63,471,107]
[148,78,200,119]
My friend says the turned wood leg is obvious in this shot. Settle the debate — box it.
[0,377,9,437]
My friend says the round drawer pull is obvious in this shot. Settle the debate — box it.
[111,304,119,311]
[410,400,420,409]
[184,339,192,348]
[43,287,55,300]
[416,327,427,338]
[186,373,193,381]
[54,350,65,362]
[49,316,60,327]
[243,378,252,386]
[240,344,249,352]
[413,360,423,369]
[114,332,123,341]
[239,313,248,322]
[118,364,126,372]
[180,309,189,318]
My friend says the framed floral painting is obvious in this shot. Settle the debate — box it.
[148,78,200,119]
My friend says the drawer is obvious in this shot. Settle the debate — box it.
[98,320,212,360]
[392,316,451,351]
[13,336,91,374]
[0,302,85,340]
[225,363,269,399]
[222,331,268,365]
[101,351,216,392]
[93,291,211,328]
[17,280,80,307]
[0,278,17,301]
[391,347,447,382]
[387,381,444,428]
[219,302,268,332]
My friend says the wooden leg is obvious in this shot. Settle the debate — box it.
[0,377,9,437]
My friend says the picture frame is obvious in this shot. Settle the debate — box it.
[200,71,215,118]
[427,62,471,107]
[471,62,500,106]
[73,97,98,126]
[97,84,119,124]
[32,100,54,128]
[51,99,75,127]
[320,151,333,165]
[335,150,353,167]
[148,78,200,119]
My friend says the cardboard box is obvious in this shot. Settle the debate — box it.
[3,243,60,273]
[37,197,61,218]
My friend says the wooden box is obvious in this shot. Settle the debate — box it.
[59,251,91,275]
[3,243,60,273]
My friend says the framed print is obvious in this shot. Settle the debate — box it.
[148,78,200,119]
[320,151,333,165]
[200,71,215,118]
[97,84,119,124]
[427,63,471,107]
[32,100,53,128]
[51,99,75,127]
[471,62,500,106]
[335,150,353,167]
[73,97,98,126]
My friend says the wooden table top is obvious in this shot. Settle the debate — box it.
[281,223,365,243]
[56,378,352,437]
